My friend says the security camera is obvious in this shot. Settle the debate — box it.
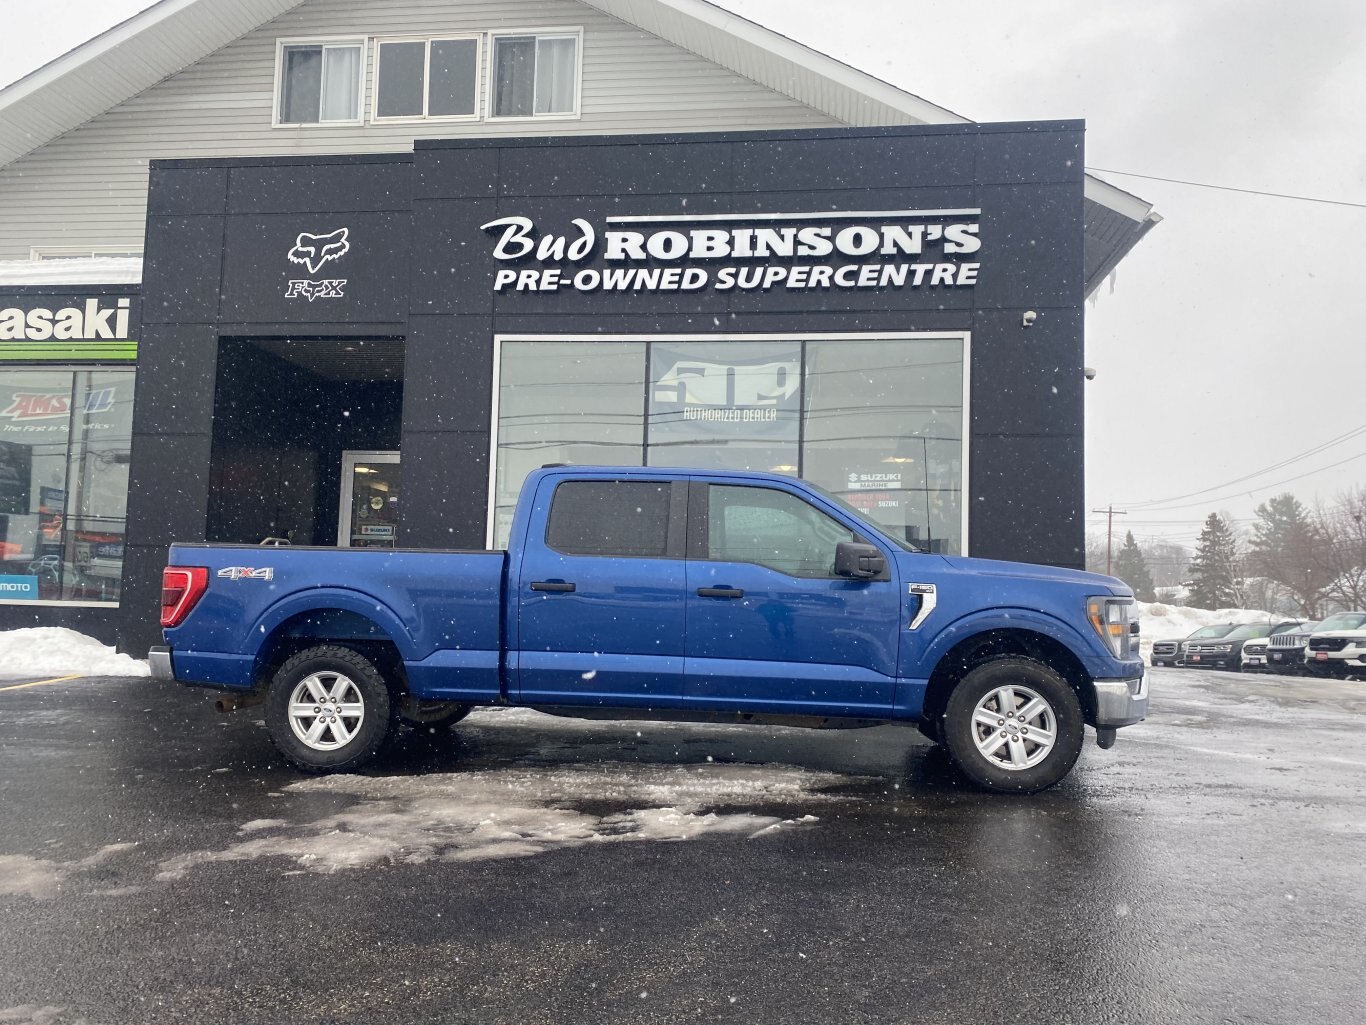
[1021,310,1038,327]
[1083,366,1097,381]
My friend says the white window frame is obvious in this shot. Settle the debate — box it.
[371,34,483,124]
[486,332,972,553]
[273,36,368,128]
[29,246,143,261]
[486,27,584,122]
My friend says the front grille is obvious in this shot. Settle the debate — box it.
[1270,634,1308,649]
[1309,638,1349,652]
[1186,643,1230,654]
[1244,644,1267,654]
[1152,642,1178,656]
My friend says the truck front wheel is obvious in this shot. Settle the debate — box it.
[265,645,396,773]
[942,658,1084,793]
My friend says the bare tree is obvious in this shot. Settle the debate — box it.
[1143,538,1191,590]
[1084,532,1109,575]
[1316,487,1366,612]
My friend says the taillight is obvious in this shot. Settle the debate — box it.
[161,566,209,628]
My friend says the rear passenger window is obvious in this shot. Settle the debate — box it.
[546,481,671,557]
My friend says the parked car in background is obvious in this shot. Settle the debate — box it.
[1241,620,1309,673]
[1179,622,1296,672]
[1150,623,1240,668]
[1267,621,1320,674]
[1303,612,1366,680]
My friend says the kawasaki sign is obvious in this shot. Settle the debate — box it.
[0,296,137,361]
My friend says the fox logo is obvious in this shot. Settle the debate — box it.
[288,228,350,274]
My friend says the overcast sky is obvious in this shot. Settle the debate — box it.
[5,0,1365,552]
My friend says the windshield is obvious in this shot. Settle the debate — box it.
[1188,624,1237,639]
[1224,624,1271,641]
[1269,621,1305,635]
[807,481,922,553]
[1315,612,1366,632]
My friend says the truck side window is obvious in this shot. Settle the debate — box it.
[546,480,671,557]
[708,485,855,577]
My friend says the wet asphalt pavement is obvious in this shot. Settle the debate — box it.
[1,668,1364,1025]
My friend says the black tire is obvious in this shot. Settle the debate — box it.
[942,657,1085,794]
[399,697,472,730]
[916,714,946,746]
[265,644,397,773]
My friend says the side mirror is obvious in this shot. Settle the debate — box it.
[834,541,886,580]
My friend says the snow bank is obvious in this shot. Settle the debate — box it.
[1136,602,1275,659]
[0,628,149,677]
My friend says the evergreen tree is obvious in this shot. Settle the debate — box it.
[1188,513,1240,609]
[1248,493,1326,617]
[1113,531,1157,601]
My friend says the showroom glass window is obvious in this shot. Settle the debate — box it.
[493,337,965,553]
[277,41,364,124]
[0,369,134,604]
[490,32,580,117]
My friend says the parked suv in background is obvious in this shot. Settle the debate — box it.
[1179,622,1291,672]
[1304,612,1366,679]
[1241,620,1309,673]
[1151,623,1239,668]
[1267,621,1320,674]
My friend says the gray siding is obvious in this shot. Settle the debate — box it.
[0,0,842,260]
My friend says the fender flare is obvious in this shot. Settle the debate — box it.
[246,588,420,664]
[920,606,1106,678]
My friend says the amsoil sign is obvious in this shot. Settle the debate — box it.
[0,296,137,361]
[481,209,982,294]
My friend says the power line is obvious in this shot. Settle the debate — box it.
[1123,449,1366,514]
[1122,421,1366,510]
[1086,166,1366,210]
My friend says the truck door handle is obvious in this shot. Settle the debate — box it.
[697,587,744,599]
[530,581,576,593]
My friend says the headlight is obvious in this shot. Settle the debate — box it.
[1087,597,1134,659]
[1213,644,1233,653]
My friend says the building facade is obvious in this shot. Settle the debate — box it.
[0,0,1157,653]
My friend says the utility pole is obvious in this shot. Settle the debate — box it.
[1092,506,1128,576]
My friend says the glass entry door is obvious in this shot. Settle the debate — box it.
[338,451,400,548]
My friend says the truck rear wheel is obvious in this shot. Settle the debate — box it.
[942,657,1084,793]
[265,645,396,773]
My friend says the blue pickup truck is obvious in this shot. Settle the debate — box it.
[152,466,1147,793]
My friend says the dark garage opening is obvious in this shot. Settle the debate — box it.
[207,338,404,546]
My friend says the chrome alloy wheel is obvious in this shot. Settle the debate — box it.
[969,683,1058,771]
[287,671,366,751]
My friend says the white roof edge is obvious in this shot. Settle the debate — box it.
[580,0,971,125]
[0,0,204,111]
[1084,173,1157,224]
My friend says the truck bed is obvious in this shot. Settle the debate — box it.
[164,544,507,701]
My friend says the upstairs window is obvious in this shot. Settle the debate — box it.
[277,40,365,125]
[375,37,481,120]
[490,31,581,118]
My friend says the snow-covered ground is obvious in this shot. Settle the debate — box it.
[0,628,149,677]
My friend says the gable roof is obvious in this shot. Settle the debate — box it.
[0,0,1157,293]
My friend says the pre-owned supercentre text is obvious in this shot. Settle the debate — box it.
[480,212,983,294]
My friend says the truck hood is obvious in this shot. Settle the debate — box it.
[929,555,1132,597]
